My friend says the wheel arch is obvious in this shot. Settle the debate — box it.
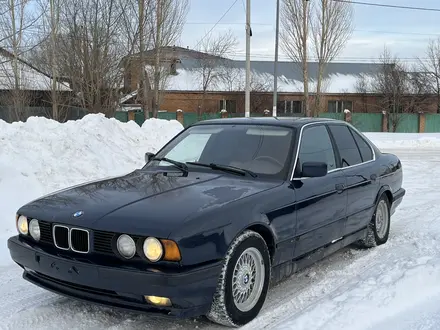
[376,185,393,205]
[240,223,276,262]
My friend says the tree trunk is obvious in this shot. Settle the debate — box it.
[152,0,162,118]
[302,0,310,117]
[50,0,59,121]
[138,0,150,120]
[315,2,326,117]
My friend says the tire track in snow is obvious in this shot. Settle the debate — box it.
[0,265,60,319]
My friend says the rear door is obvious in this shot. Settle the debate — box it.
[327,123,379,236]
[292,124,348,258]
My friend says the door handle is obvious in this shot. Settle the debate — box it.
[335,183,345,193]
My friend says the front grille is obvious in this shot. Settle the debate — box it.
[70,228,89,253]
[94,231,115,255]
[39,221,53,244]
[53,225,69,250]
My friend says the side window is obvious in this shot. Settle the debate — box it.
[350,128,373,162]
[328,124,362,167]
[297,125,336,175]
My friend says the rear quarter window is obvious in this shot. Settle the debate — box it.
[350,128,374,162]
[328,124,363,167]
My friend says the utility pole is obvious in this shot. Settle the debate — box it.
[245,0,251,118]
[272,0,280,117]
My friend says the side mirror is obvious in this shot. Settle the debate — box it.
[145,152,155,163]
[301,162,327,178]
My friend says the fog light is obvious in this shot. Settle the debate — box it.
[144,295,172,307]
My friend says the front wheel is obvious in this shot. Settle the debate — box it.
[206,230,271,327]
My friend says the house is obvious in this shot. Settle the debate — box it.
[119,46,439,116]
[0,47,73,122]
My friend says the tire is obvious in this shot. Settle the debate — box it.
[206,230,271,327]
[356,194,391,249]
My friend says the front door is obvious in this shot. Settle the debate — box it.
[292,124,347,258]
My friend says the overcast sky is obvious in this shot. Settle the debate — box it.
[181,0,440,63]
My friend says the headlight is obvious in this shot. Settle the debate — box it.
[17,215,28,235]
[116,234,136,259]
[143,237,163,262]
[29,219,40,241]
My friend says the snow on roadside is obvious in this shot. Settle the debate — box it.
[365,132,440,149]
[0,114,183,266]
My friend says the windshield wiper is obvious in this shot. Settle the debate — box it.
[186,162,257,178]
[152,157,188,172]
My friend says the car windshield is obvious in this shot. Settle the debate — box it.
[145,124,296,179]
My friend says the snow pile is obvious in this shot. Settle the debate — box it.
[0,114,183,265]
[365,132,440,149]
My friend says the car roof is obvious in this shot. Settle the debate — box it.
[191,116,345,128]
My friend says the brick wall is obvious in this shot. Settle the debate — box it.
[157,91,440,115]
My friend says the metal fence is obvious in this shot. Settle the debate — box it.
[4,107,440,133]
[0,106,88,123]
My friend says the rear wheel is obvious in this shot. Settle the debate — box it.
[357,194,391,248]
[206,230,271,327]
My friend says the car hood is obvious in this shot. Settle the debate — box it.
[18,169,281,238]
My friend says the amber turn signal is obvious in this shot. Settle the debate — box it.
[160,239,181,262]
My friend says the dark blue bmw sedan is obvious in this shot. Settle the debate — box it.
[8,117,405,327]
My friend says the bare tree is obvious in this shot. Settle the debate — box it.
[49,0,130,116]
[216,64,272,114]
[249,79,272,114]
[218,64,242,92]
[281,0,312,116]
[0,0,40,121]
[418,37,440,113]
[311,0,354,116]
[362,47,430,132]
[194,30,237,118]
[137,0,152,119]
[147,0,189,118]
[354,74,372,113]
[49,0,61,120]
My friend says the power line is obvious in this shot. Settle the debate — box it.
[186,22,439,37]
[224,51,427,62]
[193,0,241,50]
[355,29,440,37]
[332,0,440,12]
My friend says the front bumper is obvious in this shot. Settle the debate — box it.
[8,236,222,318]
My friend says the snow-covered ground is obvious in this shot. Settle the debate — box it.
[1,115,440,329]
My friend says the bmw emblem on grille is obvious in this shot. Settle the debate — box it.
[73,210,84,218]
